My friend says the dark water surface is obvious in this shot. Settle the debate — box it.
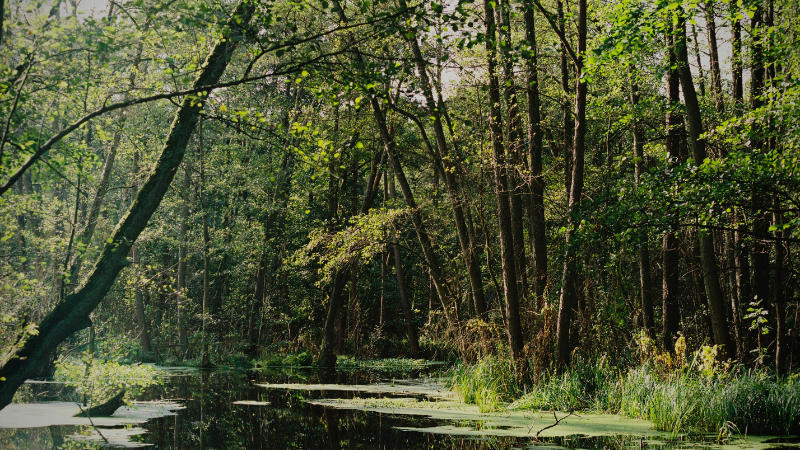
[2,367,797,449]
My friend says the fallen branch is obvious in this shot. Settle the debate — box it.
[536,410,575,437]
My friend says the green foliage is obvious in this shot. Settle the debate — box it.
[53,358,161,405]
[257,351,314,367]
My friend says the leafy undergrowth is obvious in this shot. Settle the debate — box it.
[54,357,162,404]
[453,338,800,436]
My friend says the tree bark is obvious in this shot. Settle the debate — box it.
[630,80,654,336]
[397,0,488,322]
[705,1,724,113]
[558,0,573,194]
[523,1,547,306]
[389,173,420,358]
[773,198,787,375]
[0,0,253,410]
[176,170,190,360]
[731,2,743,105]
[750,3,771,326]
[199,123,212,368]
[128,146,152,356]
[498,0,530,303]
[556,0,587,370]
[484,0,526,374]
[675,14,734,358]
[662,31,682,351]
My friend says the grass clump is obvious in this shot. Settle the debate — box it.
[448,355,520,412]
[509,356,616,412]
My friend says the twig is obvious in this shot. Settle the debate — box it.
[536,410,575,437]
[526,412,541,434]
[75,402,109,445]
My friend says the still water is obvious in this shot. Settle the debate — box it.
[1,366,798,449]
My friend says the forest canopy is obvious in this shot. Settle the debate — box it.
[1,0,799,410]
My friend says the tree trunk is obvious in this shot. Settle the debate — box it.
[675,14,734,358]
[750,3,771,329]
[0,0,253,410]
[389,172,420,358]
[397,0,488,323]
[556,0,587,370]
[662,32,682,351]
[176,170,190,360]
[773,198,787,375]
[484,0,526,375]
[630,81,654,336]
[558,0,573,194]
[318,146,383,367]
[690,23,706,99]
[499,0,530,303]
[199,122,212,368]
[731,2,743,105]
[523,1,547,306]
[705,1,724,113]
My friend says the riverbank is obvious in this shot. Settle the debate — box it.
[448,346,800,437]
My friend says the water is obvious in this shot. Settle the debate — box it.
[1,367,797,449]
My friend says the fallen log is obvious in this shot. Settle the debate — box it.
[74,390,126,417]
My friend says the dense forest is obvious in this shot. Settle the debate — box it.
[1,0,799,414]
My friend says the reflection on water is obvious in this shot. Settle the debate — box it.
[0,367,789,449]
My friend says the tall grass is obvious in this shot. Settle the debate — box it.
[448,355,520,412]
[491,356,800,435]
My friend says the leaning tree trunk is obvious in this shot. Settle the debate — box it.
[398,0,488,323]
[0,0,254,410]
[675,13,734,359]
[556,0,587,371]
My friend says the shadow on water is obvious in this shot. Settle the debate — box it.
[0,367,793,449]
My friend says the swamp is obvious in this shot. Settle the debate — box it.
[2,0,800,447]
